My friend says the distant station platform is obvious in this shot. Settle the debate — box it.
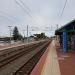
[31,40,75,75]
[0,41,40,51]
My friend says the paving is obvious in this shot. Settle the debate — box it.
[41,40,61,75]
[56,40,75,75]
[31,42,50,75]
[31,40,61,75]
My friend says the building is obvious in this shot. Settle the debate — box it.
[0,36,10,42]
[55,20,75,52]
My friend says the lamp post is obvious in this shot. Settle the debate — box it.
[22,30,25,43]
[8,26,12,44]
[27,25,29,43]
[56,24,59,40]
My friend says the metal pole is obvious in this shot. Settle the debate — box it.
[56,24,59,40]
[22,30,25,43]
[27,25,29,43]
[8,26,12,45]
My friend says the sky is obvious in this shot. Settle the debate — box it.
[0,0,75,37]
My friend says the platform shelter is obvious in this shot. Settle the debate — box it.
[55,20,75,52]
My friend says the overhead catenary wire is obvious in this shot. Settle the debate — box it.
[0,10,16,22]
[15,0,39,26]
[15,0,54,34]
[60,0,68,18]
[19,0,60,32]
[19,0,32,13]
[15,0,32,17]
[0,16,13,23]
[57,0,68,28]
[15,0,42,26]
[19,0,41,25]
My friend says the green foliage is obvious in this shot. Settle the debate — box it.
[13,26,23,41]
[34,33,46,40]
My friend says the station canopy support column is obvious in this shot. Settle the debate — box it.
[63,32,67,52]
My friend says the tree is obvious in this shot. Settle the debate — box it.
[34,33,46,40]
[13,26,22,41]
[40,33,46,38]
[18,34,23,40]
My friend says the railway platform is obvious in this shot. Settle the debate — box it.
[31,40,75,75]
[0,39,75,75]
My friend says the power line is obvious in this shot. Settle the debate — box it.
[60,0,68,18]
[19,0,32,13]
[57,0,68,28]
[15,0,41,25]
[15,0,32,17]
[0,10,16,22]
[0,15,15,22]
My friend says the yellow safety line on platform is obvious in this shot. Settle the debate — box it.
[41,40,61,75]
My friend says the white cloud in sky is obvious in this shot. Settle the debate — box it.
[0,0,75,37]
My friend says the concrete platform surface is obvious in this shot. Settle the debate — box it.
[31,42,50,75]
[31,40,75,75]
[31,40,61,75]
[41,40,61,75]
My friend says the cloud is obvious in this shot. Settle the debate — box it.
[0,0,75,37]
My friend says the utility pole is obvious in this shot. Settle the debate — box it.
[27,25,29,43]
[56,24,59,30]
[56,24,59,40]
[51,25,52,31]
[8,26,12,45]
[22,30,25,43]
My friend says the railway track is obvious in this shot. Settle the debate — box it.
[0,41,45,68]
[0,40,46,61]
[0,41,43,56]
[13,41,50,75]
[0,40,51,75]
